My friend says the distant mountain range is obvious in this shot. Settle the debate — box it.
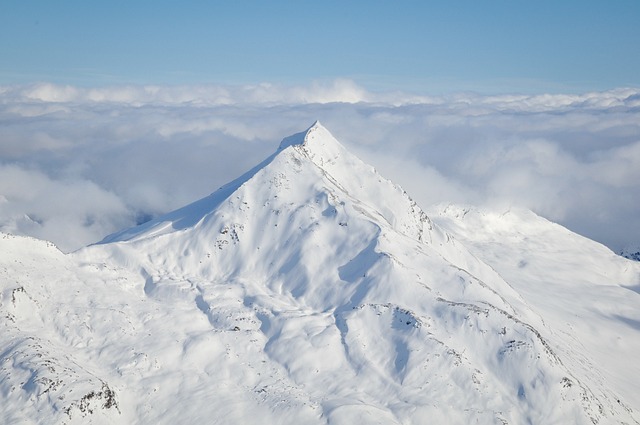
[2,122,639,424]
[621,245,640,262]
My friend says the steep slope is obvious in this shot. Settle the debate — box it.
[2,123,638,424]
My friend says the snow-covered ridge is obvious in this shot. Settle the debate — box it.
[2,124,640,424]
[98,121,432,246]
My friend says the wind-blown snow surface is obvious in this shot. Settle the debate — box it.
[2,123,639,424]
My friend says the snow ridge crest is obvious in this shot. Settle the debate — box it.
[277,120,345,156]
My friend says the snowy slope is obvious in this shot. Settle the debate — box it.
[431,205,640,413]
[2,123,639,424]
[1,234,126,423]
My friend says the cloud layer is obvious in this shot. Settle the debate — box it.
[1,81,639,253]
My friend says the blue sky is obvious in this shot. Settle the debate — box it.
[2,1,639,93]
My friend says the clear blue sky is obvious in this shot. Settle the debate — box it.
[1,0,639,93]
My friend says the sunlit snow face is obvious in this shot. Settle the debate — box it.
[1,82,639,252]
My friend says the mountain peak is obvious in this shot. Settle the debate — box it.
[277,120,329,151]
[278,121,355,184]
[98,122,425,245]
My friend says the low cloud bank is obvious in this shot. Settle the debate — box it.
[1,81,639,253]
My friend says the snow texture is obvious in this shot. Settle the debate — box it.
[2,122,639,424]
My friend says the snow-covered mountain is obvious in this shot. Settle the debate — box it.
[2,122,639,424]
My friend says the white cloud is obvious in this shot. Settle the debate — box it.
[0,81,638,253]
[1,79,385,106]
[0,164,130,252]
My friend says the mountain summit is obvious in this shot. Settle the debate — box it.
[2,123,639,424]
[100,121,432,246]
